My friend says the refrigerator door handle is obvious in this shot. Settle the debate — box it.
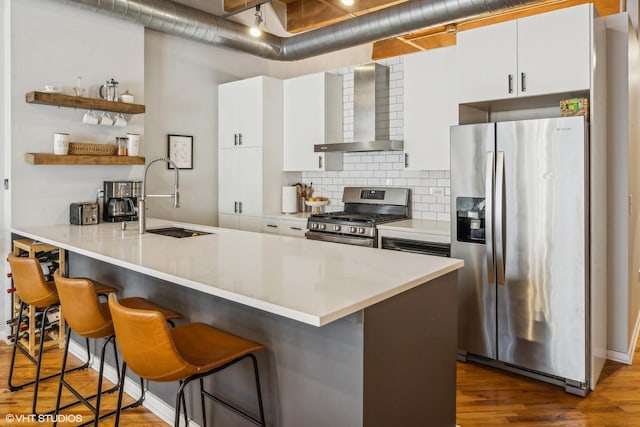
[495,151,505,285]
[486,153,495,284]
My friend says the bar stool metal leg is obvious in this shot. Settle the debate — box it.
[114,362,146,427]
[8,302,91,415]
[53,327,123,426]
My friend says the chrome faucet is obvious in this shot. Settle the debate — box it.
[139,157,180,234]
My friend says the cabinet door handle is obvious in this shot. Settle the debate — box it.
[234,134,238,146]
[238,133,243,145]
[404,153,409,168]
[520,72,526,92]
[508,74,513,94]
[234,201,238,213]
[290,227,302,231]
[266,224,278,228]
[238,201,243,214]
[318,155,323,169]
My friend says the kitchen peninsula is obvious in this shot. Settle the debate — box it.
[12,219,462,427]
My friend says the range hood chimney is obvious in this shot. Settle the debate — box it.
[315,63,403,153]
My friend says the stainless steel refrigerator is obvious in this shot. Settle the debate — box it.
[451,116,591,395]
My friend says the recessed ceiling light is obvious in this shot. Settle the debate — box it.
[341,0,354,6]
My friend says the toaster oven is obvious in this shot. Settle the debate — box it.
[70,202,99,225]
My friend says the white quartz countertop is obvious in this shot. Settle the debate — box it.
[377,220,451,244]
[12,219,462,327]
[262,212,310,222]
[377,219,451,235]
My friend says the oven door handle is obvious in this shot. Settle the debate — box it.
[305,231,375,248]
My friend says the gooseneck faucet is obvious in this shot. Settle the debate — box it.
[139,157,180,234]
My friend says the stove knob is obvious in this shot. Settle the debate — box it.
[334,225,341,231]
[312,223,319,229]
[349,226,357,233]
[320,223,326,230]
[358,227,366,234]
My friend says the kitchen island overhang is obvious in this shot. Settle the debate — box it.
[11,220,462,427]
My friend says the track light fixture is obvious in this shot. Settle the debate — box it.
[249,5,263,37]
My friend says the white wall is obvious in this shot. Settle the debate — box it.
[2,0,144,337]
[143,29,272,226]
[10,0,144,228]
[1,0,10,343]
[606,13,640,361]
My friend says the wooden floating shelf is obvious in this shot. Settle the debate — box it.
[25,153,145,165]
[26,91,145,114]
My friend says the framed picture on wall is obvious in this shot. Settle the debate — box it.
[167,134,193,169]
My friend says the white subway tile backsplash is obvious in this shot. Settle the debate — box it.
[389,87,403,97]
[302,57,451,221]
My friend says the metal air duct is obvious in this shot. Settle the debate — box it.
[56,0,540,60]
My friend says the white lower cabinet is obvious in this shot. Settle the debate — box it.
[219,213,263,233]
[262,217,307,238]
[404,45,457,171]
[219,147,263,219]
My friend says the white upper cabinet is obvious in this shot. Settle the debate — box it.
[457,21,517,103]
[404,45,457,171]
[219,76,267,148]
[517,5,591,96]
[457,4,592,103]
[283,72,343,171]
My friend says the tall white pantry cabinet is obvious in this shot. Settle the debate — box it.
[218,76,289,232]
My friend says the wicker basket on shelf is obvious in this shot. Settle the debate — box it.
[68,142,118,156]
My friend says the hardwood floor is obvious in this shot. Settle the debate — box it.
[1,341,640,426]
[0,342,165,426]
[457,342,640,426]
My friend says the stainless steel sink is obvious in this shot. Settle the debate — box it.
[146,227,212,238]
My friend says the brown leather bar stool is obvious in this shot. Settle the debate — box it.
[108,293,267,427]
[6,253,118,415]
[52,271,183,426]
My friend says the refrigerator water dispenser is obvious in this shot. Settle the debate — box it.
[456,197,485,244]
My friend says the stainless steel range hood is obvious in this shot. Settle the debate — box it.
[315,63,403,153]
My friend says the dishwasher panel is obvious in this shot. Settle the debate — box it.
[381,236,450,257]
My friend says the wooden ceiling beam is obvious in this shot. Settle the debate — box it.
[285,0,408,33]
[224,0,266,14]
[372,0,621,60]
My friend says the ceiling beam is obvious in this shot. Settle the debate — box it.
[284,0,408,33]
[372,0,621,60]
[224,0,267,14]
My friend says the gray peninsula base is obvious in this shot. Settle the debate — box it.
[67,252,457,427]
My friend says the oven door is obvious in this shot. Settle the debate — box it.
[305,231,375,248]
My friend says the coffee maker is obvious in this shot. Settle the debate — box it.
[103,181,141,222]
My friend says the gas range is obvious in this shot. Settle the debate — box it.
[305,187,410,247]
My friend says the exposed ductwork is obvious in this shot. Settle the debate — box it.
[56,0,540,61]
